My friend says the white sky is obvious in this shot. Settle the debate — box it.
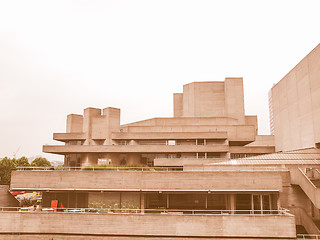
[0,0,319,161]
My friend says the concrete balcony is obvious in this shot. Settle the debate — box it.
[0,211,296,238]
[124,125,256,143]
[154,158,227,167]
[43,144,230,154]
[53,133,86,142]
[11,170,283,192]
[111,131,228,140]
[229,146,275,154]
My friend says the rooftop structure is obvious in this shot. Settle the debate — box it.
[44,78,275,168]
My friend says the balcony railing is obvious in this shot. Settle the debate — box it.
[15,166,287,172]
[297,235,320,240]
[16,166,182,171]
[0,207,292,216]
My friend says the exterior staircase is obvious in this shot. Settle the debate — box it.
[290,169,320,235]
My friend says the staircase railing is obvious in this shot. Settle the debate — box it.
[290,168,320,208]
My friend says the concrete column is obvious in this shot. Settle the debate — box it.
[140,193,145,214]
[205,195,208,209]
[83,108,101,145]
[224,78,245,124]
[127,153,140,165]
[66,114,83,133]
[81,153,98,167]
[229,194,236,214]
[173,93,183,117]
[103,107,120,145]
[129,140,138,145]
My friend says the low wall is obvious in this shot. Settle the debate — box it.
[0,235,297,240]
[11,170,284,191]
[0,212,296,238]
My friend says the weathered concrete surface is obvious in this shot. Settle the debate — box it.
[0,235,297,240]
[11,170,284,191]
[0,212,296,238]
[43,144,230,154]
[290,168,320,208]
[0,185,19,207]
[270,43,320,152]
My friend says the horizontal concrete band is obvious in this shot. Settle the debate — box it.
[0,212,296,238]
[10,188,281,193]
[43,145,230,154]
[11,171,285,192]
[0,233,298,239]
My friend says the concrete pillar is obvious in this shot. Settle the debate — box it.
[173,93,183,117]
[129,140,138,145]
[103,107,120,145]
[127,153,140,165]
[229,194,236,214]
[140,193,145,214]
[205,195,208,209]
[83,108,101,145]
[81,153,98,167]
[66,114,83,133]
[224,78,245,124]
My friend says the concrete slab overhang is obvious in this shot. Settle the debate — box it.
[9,187,281,194]
[53,133,86,142]
[229,146,275,154]
[43,144,230,154]
[111,132,228,140]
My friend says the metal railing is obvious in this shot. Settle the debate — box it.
[297,234,320,240]
[15,166,286,172]
[16,166,182,171]
[0,207,292,216]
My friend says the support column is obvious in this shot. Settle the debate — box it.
[205,194,208,209]
[229,194,236,214]
[140,193,145,214]
[260,195,263,214]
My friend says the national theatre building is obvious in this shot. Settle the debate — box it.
[1,44,320,239]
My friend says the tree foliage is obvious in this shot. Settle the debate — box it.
[31,157,52,167]
[0,157,17,185]
[14,156,30,167]
[0,156,51,185]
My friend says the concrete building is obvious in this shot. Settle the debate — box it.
[269,43,320,152]
[44,78,275,168]
[2,44,320,239]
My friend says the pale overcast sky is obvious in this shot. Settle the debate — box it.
[0,0,319,161]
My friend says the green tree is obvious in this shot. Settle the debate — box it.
[0,157,16,185]
[31,157,52,167]
[14,156,30,167]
